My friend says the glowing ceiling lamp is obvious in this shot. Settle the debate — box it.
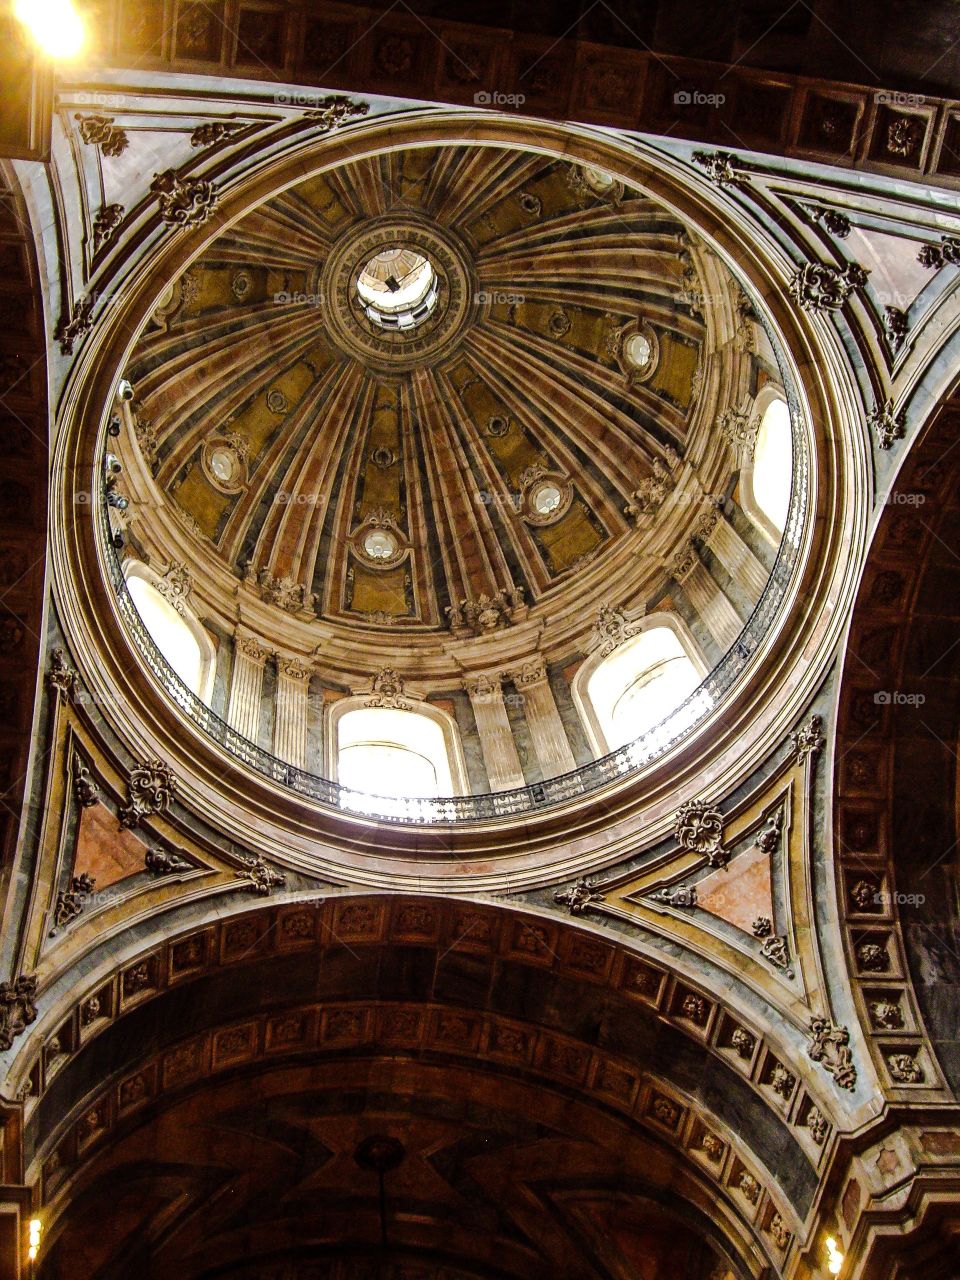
[27,1217,42,1262]
[825,1235,844,1276]
[14,0,86,59]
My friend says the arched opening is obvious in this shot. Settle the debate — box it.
[125,569,214,700]
[336,705,458,799]
[743,393,792,541]
[582,625,704,753]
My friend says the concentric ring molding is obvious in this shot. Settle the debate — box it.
[51,110,865,888]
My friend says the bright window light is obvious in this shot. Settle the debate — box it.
[337,706,454,799]
[752,397,792,534]
[127,576,205,696]
[587,627,701,751]
[14,0,86,59]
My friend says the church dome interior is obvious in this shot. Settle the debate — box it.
[3,1,960,1277]
[106,141,800,814]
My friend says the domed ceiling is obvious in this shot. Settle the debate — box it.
[124,143,760,664]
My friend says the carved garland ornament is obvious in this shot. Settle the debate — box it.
[791,713,825,765]
[868,398,907,450]
[235,854,285,896]
[47,649,78,702]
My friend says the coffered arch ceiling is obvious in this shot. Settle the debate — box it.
[122,141,757,662]
[26,897,815,1280]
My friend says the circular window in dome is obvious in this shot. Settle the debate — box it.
[532,482,563,515]
[209,448,239,485]
[363,528,399,561]
[624,333,652,370]
[356,247,439,331]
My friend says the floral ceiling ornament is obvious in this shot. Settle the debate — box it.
[588,603,645,657]
[151,169,219,228]
[51,874,96,936]
[887,1052,924,1084]
[791,713,825,765]
[674,800,727,867]
[868,398,907,450]
[691,150,748,189]
[235,854,285,896]
[367,668,409,710]
[625,458,675,524]
[554,877,605,915]
[303,95,370,132]
[55,296,94,355]
[119,758,177,829]
[0,974,38,1050]
[788,261,868,312]
[75,113,129,156]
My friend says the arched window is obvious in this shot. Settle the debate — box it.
[743,392,792,540]
[573,619,707,756]
[125,569,214,700]
[335,706,458,799]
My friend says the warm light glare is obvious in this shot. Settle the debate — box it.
[14,0,86,59]
[825,1235,844,1276]
[27,1217,42,1261]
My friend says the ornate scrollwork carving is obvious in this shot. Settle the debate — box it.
[588,603,644,657]
[303,96,370,132]
[808,1017,857,1090]
[72,755,100,808]
[367,668,409,710]
[47,649,78,702]
[791,713,825,765]
[151,170,219,227]
[692,150,747,188]
[119,759,176,829]
[92,202,125,253]
[651,884,698,908]
[788,261,868,311]
[674,800,727,867]
[235,854,285,896]
[75,113,129,156]
[55,296,94,355]
[760,935,790,968]
[0,975,38,1050]
[918,237,960,269]
[154,561,192,614]
[190,121,245,147]
[868,398,907,450]
[554,877,605,915]
[145,847,193,876]
[51,874,96,935]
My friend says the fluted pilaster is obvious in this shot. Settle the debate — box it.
[464,672,525,791]
[226,634,270,741]
[510,658,576,779]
